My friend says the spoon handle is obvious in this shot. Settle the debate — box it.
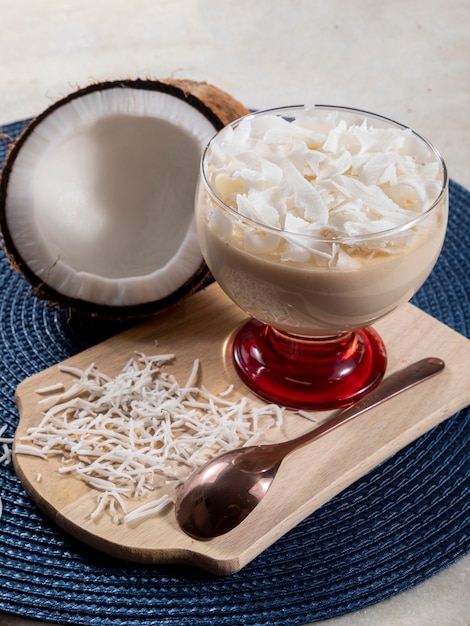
[278,357,445,458]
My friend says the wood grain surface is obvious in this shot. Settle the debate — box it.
[12,283,470,575]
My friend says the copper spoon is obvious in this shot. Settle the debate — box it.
[175,357,445,540]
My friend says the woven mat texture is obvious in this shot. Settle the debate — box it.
[0,119,468,625]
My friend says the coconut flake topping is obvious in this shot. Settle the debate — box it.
[16,349,284,524]
[205,108,444,267]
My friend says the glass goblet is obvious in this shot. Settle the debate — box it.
[195,105,448,410]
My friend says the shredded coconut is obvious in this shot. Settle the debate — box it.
[16,349,285,524]
[35,382,66,394]
[0,423,14,521]
[205,108,443,268]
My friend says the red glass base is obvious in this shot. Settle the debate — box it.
[231,319,387,410]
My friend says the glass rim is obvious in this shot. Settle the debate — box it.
[200,104,448,244]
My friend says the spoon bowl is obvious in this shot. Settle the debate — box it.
[175,357,445,540]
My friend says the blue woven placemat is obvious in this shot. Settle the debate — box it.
[0,119,469,626]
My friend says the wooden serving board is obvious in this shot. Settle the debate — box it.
[13,283,470,575]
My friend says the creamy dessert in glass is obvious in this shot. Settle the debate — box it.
[195,105,448,409]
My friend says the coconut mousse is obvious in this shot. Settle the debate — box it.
[196,106,448,335]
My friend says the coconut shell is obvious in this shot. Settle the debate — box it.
[163,78,250,127]
[0,78,250,319]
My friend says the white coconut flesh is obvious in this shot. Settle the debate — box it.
[4,87,217,308]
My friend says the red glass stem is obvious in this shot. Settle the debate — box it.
[231,319,387,410]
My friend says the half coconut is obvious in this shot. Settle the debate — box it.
[0,78,249,318]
